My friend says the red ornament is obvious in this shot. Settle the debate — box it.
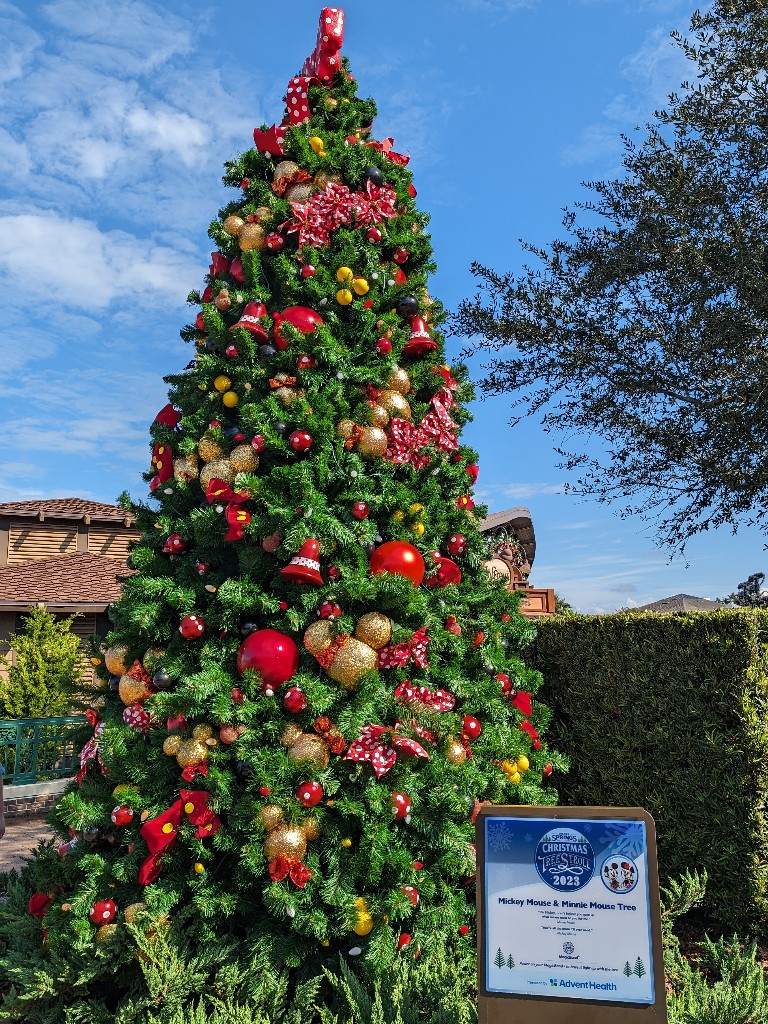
[533,739,542,750]
[236,628,299,687]
[496,673,512,694]
[501,613,511,623]
[424,552,462,588]
[240,178,251,189]
[229,257,245,284]
[369,541,425,586]
[273,306,324,349]
[296,781,323,807]
[367,226,382,243]
[289,430,313,452]
[259,785,271,795]
[393,247,409,264]
[280,538,323,586]
[472,631,485,648]
[266,232,285,252]
[279,600,289,610]
[297,353,317,370]
[318,600,342,619]
[375,337,392,355]
[413,860,423,870]
[445,614,462,636]
[179,614,205,639]
[459,925,470,936]
[110,805,134,827]
[202,286,213,303]
[328,564,340,579]
[225,344,239,358]
[397,933,412,951]
[393,269,407,285]
[446,534,467,556]
[457,494,475,511]
[232,301,268,338]
[89,899,117,925]
[401,885,419,906]
[231,687,245,703]
[161,534,187,555]
[402,315,438,358]
[408,183,417,198]
[390,792,411,820]
[466,463,479,484]
[543,763,553,778]
[352,501,369,519]
[300,264,316,278]
[251,435,265,452]
[219,724,240,745]
[462,715,482,740]
[364,299,374,309]
[283,686,307,713]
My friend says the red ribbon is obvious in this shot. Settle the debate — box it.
[344,724,429,779]
[301,7,345,84]
[123,704,154,731]
[351,179,397,227]
[377,628,430,671]
[394,680,454,712]
[284,180,398,250]
[269,854,312,888]
[28,893,53,919]
[77,713,105,784]
[205,479,252,542]
[312,632,350,670]
[138,790,220,886]
[385,389,459,469]
[253,124,287,156]
[149,442,174,491]
[364,137,410,166]
[209,253,230,278]
[510,691,532,717]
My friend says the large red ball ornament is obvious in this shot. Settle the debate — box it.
[296,781,323,807]
[273,306,324,349]
[237,628,299,687]
[369,542,425,586]
[110,805,134,827]
[179,614,205,638]
[89,899,117,924]
[390,792,411,820]
[283,686,307,713]
[462,715,482,740]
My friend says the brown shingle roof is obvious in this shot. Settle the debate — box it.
[478,506,536,566]
[0,553,134,610]
[631,593,727,613]
[0,499,134,524]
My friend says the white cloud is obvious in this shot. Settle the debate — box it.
[477,482,565,504]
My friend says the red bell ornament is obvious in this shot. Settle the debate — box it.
[369,541,425,586]
[279,538,324,586]
[179,614,205,638]
[296,781,323,807]
[231,301,268,339]
[237,628,299,687]
[402,315,438,358]
[273,306,324,350]
[446,534,467,556]
[390,792,411,820]
[89,899,117,924]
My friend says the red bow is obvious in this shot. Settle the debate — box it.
[28,893,53,919]
[394,680,454,712]
[205,479,251,541]
[283,196,331,249]
[209,252,230,278]
[365,137,410,166]
[149,442,174,490]
[520,720,540,743]
[138,790,220,886]
[314,182,354,230]
[77,712,105,784]
[253,124,287,156]
[385,390,459,469]
[344,724,429,778]
[269,854,313,888]
[418,388,459,452]
[301,7,344,84]
[153,404,182,428]
[351,180,397,227]
[384,418,430,470]
[377,627,430,670]
[123,704,154,731]
[510,691,532,717]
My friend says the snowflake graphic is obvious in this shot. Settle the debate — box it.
[493,863,517,887]
[583,823,593,833]
[599,822,645,860]
[487,820,515,852]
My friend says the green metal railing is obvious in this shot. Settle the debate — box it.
[0,717,86,784]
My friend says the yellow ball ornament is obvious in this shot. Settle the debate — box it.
[309,136,325,155]
[507,771,522,785]
[214,375,232,392]
[516,755,530,772]
[336,266,354,283]
[222,391,239,408]
[340,837,352,848]
[411,522,425,537]
[353,897,374,936]
[352,277,369,295]
[336,288,353,305]
[194,862,206,875]
[409,503,425,515]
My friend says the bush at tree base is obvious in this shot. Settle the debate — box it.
[0,10,565,1021]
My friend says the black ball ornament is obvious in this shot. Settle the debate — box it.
[396,295,419,319]
[259,344,277,359]
[240,621,259,637]
[274,421,288,436]
[203,338,219,354]
[364,165,384,187]
[235,759,255,781]
[107,674,121,692]
[223,426,241,441]
[152,669,174,691]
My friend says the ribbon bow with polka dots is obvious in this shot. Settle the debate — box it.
[344,724,429,778]
[377,627,430,671]
[394,680,455,713]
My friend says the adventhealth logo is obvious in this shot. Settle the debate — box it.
[549,979,558,987]
[551,979,618,991]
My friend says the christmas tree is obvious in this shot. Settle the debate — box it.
[1,10,562,1019]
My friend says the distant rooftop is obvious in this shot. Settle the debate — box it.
[632,593,728,613]
[0,553,134,611]
[0,499,134,525]
[478,507,535,567]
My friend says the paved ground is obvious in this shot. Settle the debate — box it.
[0,817,54,873]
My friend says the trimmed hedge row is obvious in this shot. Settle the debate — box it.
[527,609,768,933]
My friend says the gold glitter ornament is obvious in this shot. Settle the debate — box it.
[176,739,208,769]
[238,223,267,251]
[104,644,129,677]
[388,366,411,395]
[287,733,330,768]
[174,454,198,482]
[327,638,377,690]
[357,426,388,459]
[367,404,389,428]
[229,444,259,474]
[162,735,182,756]
[303,619,334,656]
[264,823,307,861]
[445,736,468,765]
[199,459,234,491]
[379,390,411,420]
[259,804,285,830]
[95,924,119,944]
[285,182,314,204]
[123,903,146,924]
[222,215,244,236]
[274,160,299,182]
[314,170,342,189]
[192,724,214,741]
[354,612,392,650]
[140,645,165,671]
[353,897,374,936]
[281,722,305,747]
[336,419,355,441]
[254,205,272,222]
[197,435,225,463]
[118,674,153,706]
[302,817,321,841]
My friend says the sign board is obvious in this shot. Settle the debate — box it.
[476,806,666,1024]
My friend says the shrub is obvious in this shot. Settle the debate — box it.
[0,606,82,718]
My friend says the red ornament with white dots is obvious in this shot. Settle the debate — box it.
[89,899,117,925]
[266,232,285,252]
[296,781,323,807]
[446,534,467,556]
[351,501,369,519]
[179,614,205,639]
[318,600,342,619]
[390,792,411,821]
[297,353,317,370]
[375,337,392,355]
[283,686,307,713]
[392,247,409,264]
[367,226,382,243]
[110,805,134,827]
[289,430,313,452]
[401,884,420,906]
[462,715,482,740]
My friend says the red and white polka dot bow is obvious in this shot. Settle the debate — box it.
[394,681,455,712]
[344,724,429,778]
[377,627,430,671]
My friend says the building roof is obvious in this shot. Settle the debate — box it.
[0,553,134,611]
[631,593,728,613]
[478,506,536,566]
[0,498,135,525]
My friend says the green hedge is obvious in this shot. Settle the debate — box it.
[526,609,768,934]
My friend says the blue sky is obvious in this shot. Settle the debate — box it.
[0,0,761,611]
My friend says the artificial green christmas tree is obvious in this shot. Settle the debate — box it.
[1,10,563,1019]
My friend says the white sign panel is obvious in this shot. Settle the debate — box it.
[484,815,655,1004]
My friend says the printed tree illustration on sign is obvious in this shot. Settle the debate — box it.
[1,8,562,1019]
[507,954,515,969]
[495,948,506,970]
[635,957,646,978]
[624,961,632,977]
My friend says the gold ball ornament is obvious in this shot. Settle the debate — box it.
[336,266,354,283]
[326,638,378,690]
[367,404,389,428]
[238,223,267,251]
[302,817,321,841]
[259,804,285,831]
[194,862,206,875]
[285,182,314,204]
[221,390,239,408]
[254,205,272,223]
[118,673,153,706]
[281,722,305,748]
[354,612,392,650]
[199,459,234,491]
[379,390,411,420]
[192,724,214,741]
[176,739,208,769]
[340,837,352,848]
[274,160,299,182]
[264,823,307,861]
[174,454,199,482]
[303,619,334,657]
[287,733,330,768]
[123,903,146,924]
[162,735,182,756]
[314,170,342,188]
[104,644,129,677]
[214,375,232,393]
[445,737,468,765]
[197,436,225,463]
[353,897,374,936]
[275,385,303,406]
[352,277,369,296]
[411,522,425,537]
[336,288,353,306]
[95,924,119,944]
[222,215,245,236]
[229,444,259,474]
[336,419,355,441]
[388,367,411,395]
[357,426,388,459]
